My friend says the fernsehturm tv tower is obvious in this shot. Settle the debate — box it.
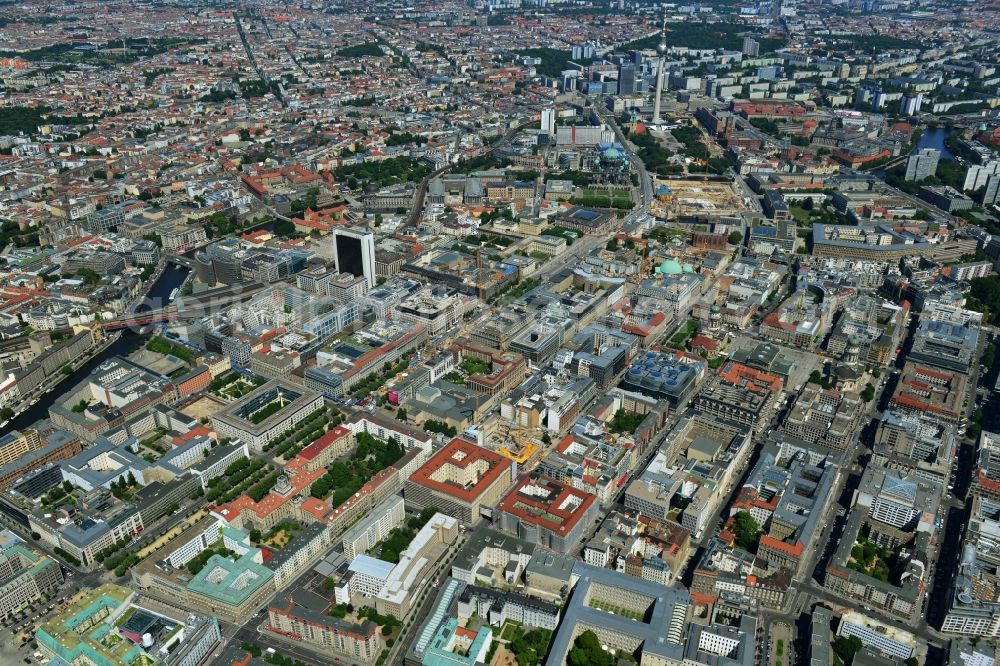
[652,12,668,125]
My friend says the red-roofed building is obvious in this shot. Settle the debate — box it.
[170,425,215,448]
[293,205,349,236]
[494,475,599,554]
[404,439,514,525]
[689,335,720,358]
[291,426,352,472]
[214,466,325,532]
[890,364,967,423]
[268,594,383,661]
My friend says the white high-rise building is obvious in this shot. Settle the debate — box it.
[964,161,1000,192]
[541,108,556,136]
[905,149,940,182]
[899,93,923,116]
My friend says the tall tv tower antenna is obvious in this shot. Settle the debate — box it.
[652,11,668,125]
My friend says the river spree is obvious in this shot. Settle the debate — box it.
[4,265,191,433]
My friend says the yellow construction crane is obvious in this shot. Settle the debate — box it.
[497,423,545,465]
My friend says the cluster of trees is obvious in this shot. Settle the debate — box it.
[187,545,236,575]
[0,106,88,136]
[336,42,384,58]
[310,432,405,506]
[75,267,101,286]
[629,130,680,175]
[453,153,509,175]
[142,67,173,87]
[109,472,138,501]
[246,470,281,502]
[103,548,140,577]
[463,232,513,248]
[832,636,863,664]
[493,277,541,304]
[375,527,415,564]
[272,218,297,237]
[460,357,490,375]
[350,356,411,398]
[808,370,834,390]
[53,547,80,567]
[210,371,266,394]
[546,170,593,187]
[829,33,922,54]
[204,212,243,239]
[848,536,898,583]
[414,41,445,56]
[42,481,73,507]
[512,47,573,78]
[609,409,644,435]
[145,335,196,362]
[206,458,270,504]
[374,506,440,563]
[731,511,762,552]
[749,117,781,135]
[261,407,340,461]
[966,276,1000,325]
[628,22,779,51]
[290,187,321,213]
[884,160,967,197]
[0,219,39,249]
[385,132,428,147]
[333,156,431,190]
[424,419,458,437]
[342,96,376,107]
[2,37,203,66]
[567,630,615,666]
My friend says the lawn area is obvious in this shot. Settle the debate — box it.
[789,205,811,223]
[645,226,688,242]
[263,520,302,548]
[145,336,196,363]
[460,357,490,375]
[587,599,644,621]
[500,621,522,641]
[211,371,267,400]
[570,191,633,209]
[248,399,285,424]
[668,319,698,347]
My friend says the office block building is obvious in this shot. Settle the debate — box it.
[905,149,940,182]
[333,227,377,288]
